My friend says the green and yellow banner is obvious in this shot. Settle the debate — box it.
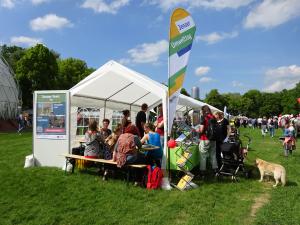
[168,8,196,133]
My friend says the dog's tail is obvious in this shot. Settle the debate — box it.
[281,167,286,186]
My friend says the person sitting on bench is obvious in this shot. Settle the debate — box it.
[141,123,162,167]
[113,124,146,168]
[84,120,101,159]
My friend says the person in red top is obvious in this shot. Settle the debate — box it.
[199,105,218,176]
[155,104,164,149]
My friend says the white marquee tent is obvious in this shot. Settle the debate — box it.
[34,60,220,168]
[70,60,219,113]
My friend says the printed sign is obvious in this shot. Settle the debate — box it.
[36,93,66,139]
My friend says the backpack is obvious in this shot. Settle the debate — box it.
[206,117,217,140]
[146,165,163,189]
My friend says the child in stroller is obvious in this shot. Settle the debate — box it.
[216,131,251,181]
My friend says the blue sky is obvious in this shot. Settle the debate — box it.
[1,0,300,98]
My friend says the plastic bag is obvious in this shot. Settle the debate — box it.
[24,154,34,168]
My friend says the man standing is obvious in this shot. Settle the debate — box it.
[135,103,148,138]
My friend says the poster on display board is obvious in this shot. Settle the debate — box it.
[36,93,66,139]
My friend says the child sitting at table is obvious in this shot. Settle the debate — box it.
[104,124,122,159]
[141,123,162,167]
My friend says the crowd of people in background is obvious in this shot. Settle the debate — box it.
[231,114,298,157]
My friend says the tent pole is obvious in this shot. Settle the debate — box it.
[103,100,106,119]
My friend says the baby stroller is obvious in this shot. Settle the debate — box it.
[216,133,251,181]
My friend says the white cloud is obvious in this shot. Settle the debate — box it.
[244,0,300,29]
[195,66,210,76]
[81,0,129,14]
[120,39,168,65]
[196,31,238,44]
[264,65,300,92]
[0,0,16,8]
[31,0,50,5]
[232,80,244,87]
[145,0,253,11]
[199,77,214,83]
[118,58,131,65]
[197,0,254,10]
[30,14,73,31]
[10,36,42,46]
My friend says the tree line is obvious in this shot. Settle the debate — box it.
[181,86,300,118]
[1,44,95,108]
[1,44,299,116]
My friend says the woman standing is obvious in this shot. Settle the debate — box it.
[214,112,231,168]
[121,109,131,134]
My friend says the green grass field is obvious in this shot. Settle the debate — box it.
[0,128,299,225]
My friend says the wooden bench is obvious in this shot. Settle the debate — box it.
[61,153,147,182]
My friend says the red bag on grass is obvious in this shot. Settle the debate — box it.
[146,165,163,189]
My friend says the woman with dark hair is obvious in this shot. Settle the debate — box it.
[84,120,101,158]
[213,111,231,168]
[198,105,218,177]
[113,124,145,167]
[155,104,164,149]
[135,103,148,138]
[121,109,131,134]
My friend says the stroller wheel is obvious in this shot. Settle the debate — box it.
[245,170,252,178]
[215,173,221,181]
[231,176,238,182]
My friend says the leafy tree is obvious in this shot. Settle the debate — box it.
[223,93,243,115]
[15,44,58,108]
[57,58,94,89]
[239,96,254,116]
[280,89,298,115]
[180,88,190,97]
[259,92,282,117]
[243,89,262,117]
[205,89,227,111]
[1,45,25,72]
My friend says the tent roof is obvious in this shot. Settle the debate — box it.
[70,60,165,111]
[70,60,220,112]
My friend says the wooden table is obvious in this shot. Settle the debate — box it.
[141,145,160,151]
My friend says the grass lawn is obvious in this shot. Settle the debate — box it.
[0,128,299,225]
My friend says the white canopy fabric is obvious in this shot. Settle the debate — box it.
[70,60,166,112]
[70,60,220,113]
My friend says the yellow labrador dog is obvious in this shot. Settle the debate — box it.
[255,158,286,187]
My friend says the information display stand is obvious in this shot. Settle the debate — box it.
[171,121,199,191]
[33,91,70,167]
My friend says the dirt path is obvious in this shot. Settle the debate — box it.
[244,191,271,225]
